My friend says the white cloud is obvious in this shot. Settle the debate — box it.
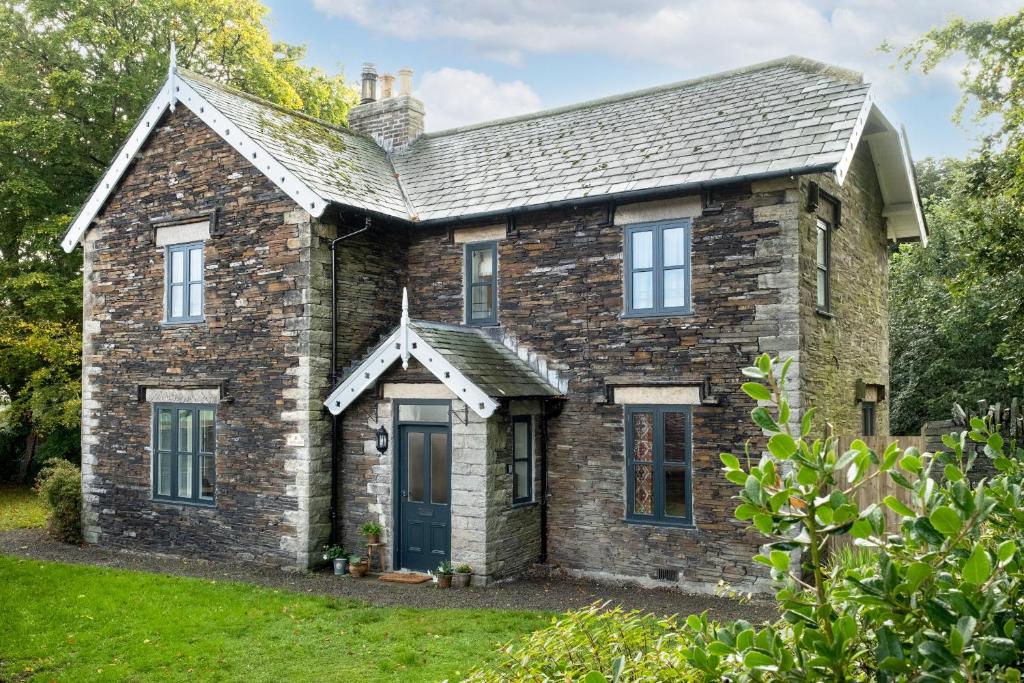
[415,68,541,131]
[314,0,1017,97]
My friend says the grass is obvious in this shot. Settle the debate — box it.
[0,556,548,682]
[0,485,47,531]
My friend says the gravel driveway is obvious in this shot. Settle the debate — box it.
[0,528,776,622]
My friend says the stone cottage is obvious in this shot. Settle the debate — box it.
[63,55,925,592]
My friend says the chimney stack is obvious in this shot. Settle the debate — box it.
[360,63,378,104]
[349,65,424,153]
[380,73,395,99]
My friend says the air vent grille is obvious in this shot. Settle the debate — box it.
[655,568,679,582]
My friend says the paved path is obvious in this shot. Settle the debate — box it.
[0,528,776,622]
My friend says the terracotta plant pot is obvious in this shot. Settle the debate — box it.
[332,558,348,575]
[349,561,369,578]
[367,533,380,545]
[436,574,452,588]
[452,573,471,588]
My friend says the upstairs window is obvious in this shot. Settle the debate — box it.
[816,218,832,313]
[624,219,692,316]
[166,242,204,323]
[512,415,533,505]
[154,404,216,505]
[625,405,693,526]
[465,242,497,326]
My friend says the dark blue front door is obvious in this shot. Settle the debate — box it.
[398,425,451,571]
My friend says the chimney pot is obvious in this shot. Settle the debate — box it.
[397,68,413,96]
[360,63,378,104]
[381,73,395,99]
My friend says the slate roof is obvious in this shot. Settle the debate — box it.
[175,57,871,224]
[179,70,411,219]
[394,57,870,222]
[409,321,561,398]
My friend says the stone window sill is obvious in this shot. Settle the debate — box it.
[510,500,539,511]
[814,308,834,320]
[622,517,697,531]
[161,319,207,328]
[151,496,216,509]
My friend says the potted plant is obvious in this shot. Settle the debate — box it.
[359,520,383,545]
[452,563,473,588]
[348,555,369,578]
[436,560,454,588]
[323,544,347,575]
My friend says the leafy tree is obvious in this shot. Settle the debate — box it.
[899,10,1024,384]
[888,158,1011,434]
[0,0,358,479]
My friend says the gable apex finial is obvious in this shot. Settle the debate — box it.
[168,39,177,112]
[400,288,410,369]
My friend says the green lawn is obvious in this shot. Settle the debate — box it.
[0,485,47,531]
[0,556,547,682]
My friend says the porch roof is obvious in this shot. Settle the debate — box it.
[325,297,561,419]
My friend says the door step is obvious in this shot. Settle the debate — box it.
[379,572,433,584]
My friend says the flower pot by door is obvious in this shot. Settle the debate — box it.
[350,562,369,578]
[452,573,471,588]
[436,574,452,588]
[333,558,348,575]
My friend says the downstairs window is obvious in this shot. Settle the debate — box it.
[153,404,216,504]
[625,405,693,526]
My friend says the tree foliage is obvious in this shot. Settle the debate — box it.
[0,0,357,477]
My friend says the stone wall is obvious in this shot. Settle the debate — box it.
[800,148,890,435]
[80,106,322,568]
[403,183,805,592]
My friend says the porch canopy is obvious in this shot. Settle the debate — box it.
[324,292,561,419]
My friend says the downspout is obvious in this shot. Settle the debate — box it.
[539,400,549,564]
[328,217,370,545]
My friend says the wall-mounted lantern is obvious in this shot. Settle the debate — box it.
[375,425,389,454]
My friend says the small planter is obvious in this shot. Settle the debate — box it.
[332,558,348,575]
[366,533,381,545]
[349,561,369,578]
[452,573,471,588]
[436,574,453,589]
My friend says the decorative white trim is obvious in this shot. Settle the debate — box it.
[61,70,330,253]
[833,90,874,186]
[897,124,928,246]
[325,290,501,418]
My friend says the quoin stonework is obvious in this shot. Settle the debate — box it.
[65,55,925,591]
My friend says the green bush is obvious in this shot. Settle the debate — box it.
[35,459,81,543]
[463,603,699,682]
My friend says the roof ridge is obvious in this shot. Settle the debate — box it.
[412,55,864,142]
[176,68,358,138]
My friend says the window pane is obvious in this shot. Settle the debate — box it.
[513,460,529,501]
[199,409,215,452]
[398,403,449,423]
[170,285,184,318]
[470,247,493,283]
[664,468,688,518]
[514,420,530,460]
[816,270,827,308]
[158,409,173,451]
[189,247,203,281]
[429,432,449,505]
[663,227,687,267]
[407,432,424,502]
[631,231,653,269]
[663,269,687,309]
[157,452,172,497]
[631,412,654,462]
[664,412,687,463]
[631,272,653,309]
[200,454,214,499]
[178,452,193,498]
[171,249,184,283]
[816,224,827,267]
[188,283,202,317]
[471,285,493,319]
[633,464,653,515]
[178,410,193,452]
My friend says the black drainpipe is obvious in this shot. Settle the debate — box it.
[539,400,549,564]
[328,217,370,545]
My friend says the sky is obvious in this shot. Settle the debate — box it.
[262,0,1017,160]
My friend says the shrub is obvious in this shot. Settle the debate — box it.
[35,459,81,543]
[463,603,699,682]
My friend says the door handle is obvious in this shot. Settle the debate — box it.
[401,490,407,498]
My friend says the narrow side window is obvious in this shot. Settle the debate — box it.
[166,242,204,323]
[512,415,533,504]
[815,218,831,314]
[465,242,497,326]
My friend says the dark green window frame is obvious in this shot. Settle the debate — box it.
[153,403,216,505]
[861,401,877,436]
[464,241,498,326]
[166,241,204,323]
[815,217,832,314]
[512,415,533,505]
[625,405,693,526]
[623,219,693,317]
